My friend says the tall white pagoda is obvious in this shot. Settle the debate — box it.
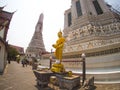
[26,13,46,58]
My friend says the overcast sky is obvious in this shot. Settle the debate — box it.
[0,0,120,52]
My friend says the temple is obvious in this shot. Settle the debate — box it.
[41,0,120,82]
[26,13,46,59]
[62,0,120,82]
[0,6,14,73]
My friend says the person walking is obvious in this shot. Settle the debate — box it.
[21,57,28,67]
[24,58,28,67]
[21,59,25,67]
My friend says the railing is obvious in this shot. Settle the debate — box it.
[111,7,120,15]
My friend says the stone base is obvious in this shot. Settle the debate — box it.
[56,74,80,90]
[33,70,53,87]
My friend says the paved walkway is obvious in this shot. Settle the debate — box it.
[0,61,120,90]
[0,61,52,90]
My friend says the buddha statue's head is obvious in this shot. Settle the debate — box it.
[58,30,62,38]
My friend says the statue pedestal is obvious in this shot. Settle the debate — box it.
[56,74,80,90]
[33,70,53,87]
[33,69,80,89]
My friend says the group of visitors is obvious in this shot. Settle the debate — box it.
[21,58,29,67]
[20,56,39,69]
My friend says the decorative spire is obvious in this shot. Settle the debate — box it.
[38,13,44,23]
[26,13,46,57]
[0,5,6,10]
[58,29,62,35]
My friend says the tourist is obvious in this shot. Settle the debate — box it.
[21,57,28,67]
[21,59,25,67]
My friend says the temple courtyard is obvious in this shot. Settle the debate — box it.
[0,61,119,90]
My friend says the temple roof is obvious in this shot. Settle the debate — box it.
[0,6,4,10]
[0,10,14,25]
[9,44,24,55]
[0,7,14,40]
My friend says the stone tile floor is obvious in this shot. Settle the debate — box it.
[0,61,120,90]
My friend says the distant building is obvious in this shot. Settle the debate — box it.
[0,6,14,73]
[8,44,24,62]
[26,13,47,59]
[9,44,24,55]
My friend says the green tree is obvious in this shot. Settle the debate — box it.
[7,45,19,61]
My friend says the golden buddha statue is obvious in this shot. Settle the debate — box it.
[52,30,65,62]
[51,30,65,73]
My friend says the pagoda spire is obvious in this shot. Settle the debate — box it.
[26,13,46,58]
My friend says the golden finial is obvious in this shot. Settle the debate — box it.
[58,28,62,35]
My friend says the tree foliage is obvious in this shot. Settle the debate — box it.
[7,45,19,60]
